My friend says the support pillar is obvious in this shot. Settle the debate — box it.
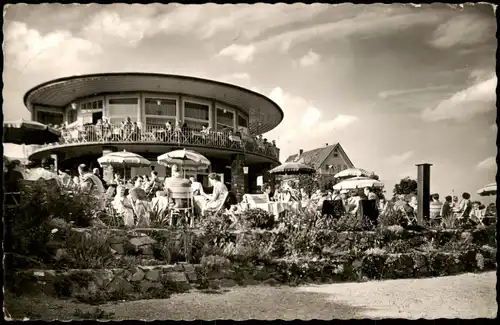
[102,146,118,184]
[231,154,246,202]
[416,163,432,225]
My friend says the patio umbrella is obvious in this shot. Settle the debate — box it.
[477,183,497,196]
[97,150,150,180]
[334,168,371,179]
[333,177,384,190]
[157,149,211,174]
[269,162,315,175]
[3,119,61,145]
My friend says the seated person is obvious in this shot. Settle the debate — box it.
[112,185,135,227]
[164,164,191,208]
[202,173,228,215]
[189,176,205,196]
[262,183,274,200]
[128,187,151,227]
[429,193,443,219]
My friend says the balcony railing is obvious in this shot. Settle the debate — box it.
[34,123,280,160]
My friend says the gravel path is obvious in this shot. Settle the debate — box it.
[5,272,497,320]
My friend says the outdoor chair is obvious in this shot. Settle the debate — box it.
[321,200,344,219]
[361,199,379,227]
[169,190,195,227]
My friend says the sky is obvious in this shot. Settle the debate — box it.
[2,3,497,200]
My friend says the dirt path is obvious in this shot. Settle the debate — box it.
[5,272,497,320]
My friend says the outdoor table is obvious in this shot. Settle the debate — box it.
[238,201,303,219]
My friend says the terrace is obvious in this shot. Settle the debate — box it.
[31,122,280,161]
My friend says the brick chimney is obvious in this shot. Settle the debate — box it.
[299,149,303,156]
[325,143,329,147]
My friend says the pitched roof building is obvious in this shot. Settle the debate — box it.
[285,143,355,175]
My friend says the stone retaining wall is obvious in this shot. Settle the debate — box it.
[15,244,496,301]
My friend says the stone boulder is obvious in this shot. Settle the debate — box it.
[107,275,134,295]
[127,236,158,253]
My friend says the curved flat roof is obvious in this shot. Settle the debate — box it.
[24,72,284,134]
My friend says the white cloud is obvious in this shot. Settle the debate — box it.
[429,14,494,49]
[299,50,321,67]
[316,115,359,134]
[4,21,101,73]
[476,157,496,170]
[378,85,450,99]
[220,7,442,60]
[264,86,358,161]
[422,75,497,122]
[302,107,322,127]
[387,151,415,165]
[217,44,256,63]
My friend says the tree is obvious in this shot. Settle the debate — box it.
[393,177,418,196]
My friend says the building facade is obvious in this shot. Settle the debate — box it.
[285,143,355,175]
[26,73,283,198]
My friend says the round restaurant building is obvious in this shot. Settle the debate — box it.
[26,73,283,198]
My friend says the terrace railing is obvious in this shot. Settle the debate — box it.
[34,123,280,160]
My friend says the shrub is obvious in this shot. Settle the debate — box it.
[241,208,275,229]
[63,228,116,269]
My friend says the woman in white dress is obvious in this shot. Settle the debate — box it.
[112,185,135,227]
[203,173,228,215]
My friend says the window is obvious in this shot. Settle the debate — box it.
[185,120,209,130]
[109,117,138,125]
[216,108,234,131]
[68,109,77,124]
[184,101,209,120]
[80,100,103,113]
[238,115,248,128]
[145,98,176,116]
[36,111,64,126]
[146,117,176,126]
[107,97,139,121]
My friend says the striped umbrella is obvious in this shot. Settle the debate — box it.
[157,149,211,172]
[269,162,315,175]
[333,177,384,190]
[334,168,371,179]
[97,150,151,168]
[477,183,497,196]
[3,119,61,145]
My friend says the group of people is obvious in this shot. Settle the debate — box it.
[53,117,279,159]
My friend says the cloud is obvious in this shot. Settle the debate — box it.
[387,151,415,165]
[264,86,358,161]
[299,50,321,67]
[429,14,495,49]
[198,3,328,40]
[378,85,450,99]
[217,44,255,63]
[422,75,497,122]
[302,107,322,127]
[4,21,101,73]
[476,157,496,170]
[220,6,443,60]
[316,115,359,134]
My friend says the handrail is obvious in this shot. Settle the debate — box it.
[33,123,280,160]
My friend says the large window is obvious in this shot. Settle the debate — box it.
[184,101,209,120]
[145,98,176,125]
[107,97,139,122]
[216,108,235,131]
[184,100,210,130]
[80,100,103,113]
[238,115,248,128]
[67,109,77,124]
[36,111,64,126]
